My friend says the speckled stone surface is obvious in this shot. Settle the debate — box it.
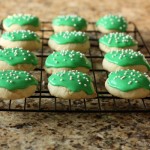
[0,0,150,149]
[1,112,150,150]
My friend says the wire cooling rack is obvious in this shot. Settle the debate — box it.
[0,21,150,113]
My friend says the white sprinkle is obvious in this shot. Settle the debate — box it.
[128,81,132,85]
[84,84,87,87]
[121,76,125,80]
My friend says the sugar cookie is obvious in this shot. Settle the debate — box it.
[52,15,87,32]
[96,14,128,33]
[102,49,150,72]
[105,69,150,99]
[48,31,90,53]
[0,70,38,100]
[0,47,38,71]
[44,50,91,74]
[0,30,42,51]
[99,32,138,53]
[3,14,41,31]
[48,70,97,99]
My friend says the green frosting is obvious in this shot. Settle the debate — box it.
[45,50,91,69]
[3,14,40,27]
[52,15,87,30]
[99,33,137,47]
[105,49,150,70]
[48,70,95,95]
[96,14,127,32]
[107,69,150,92]
[0,48,38,66]
[50,31,88,44]
[0,70,38,90]
[1,30,40,42]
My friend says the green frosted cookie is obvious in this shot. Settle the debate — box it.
[96,14,127,32]
[52,15,87,32]
[107,69,150,92]
[48,70,95,95]
[45,50,91,73]
[100,33,137,47]
[3,14,40,27]
[0,47,38,71]
[0,47,38,66]
[50,31,88,44]
[0,70,38,91]
[3,14,40,31]
[0,70,38,99]
[49,31,90,53]
[1,30,40,42]
[103,49,150,72]
[0,30,41,51]
[99,33,138,52]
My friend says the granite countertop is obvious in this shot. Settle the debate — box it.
[0,0,150,149]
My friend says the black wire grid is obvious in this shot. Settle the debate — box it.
[0,21,150,113]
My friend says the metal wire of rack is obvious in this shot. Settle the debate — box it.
[0,21,150,113]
